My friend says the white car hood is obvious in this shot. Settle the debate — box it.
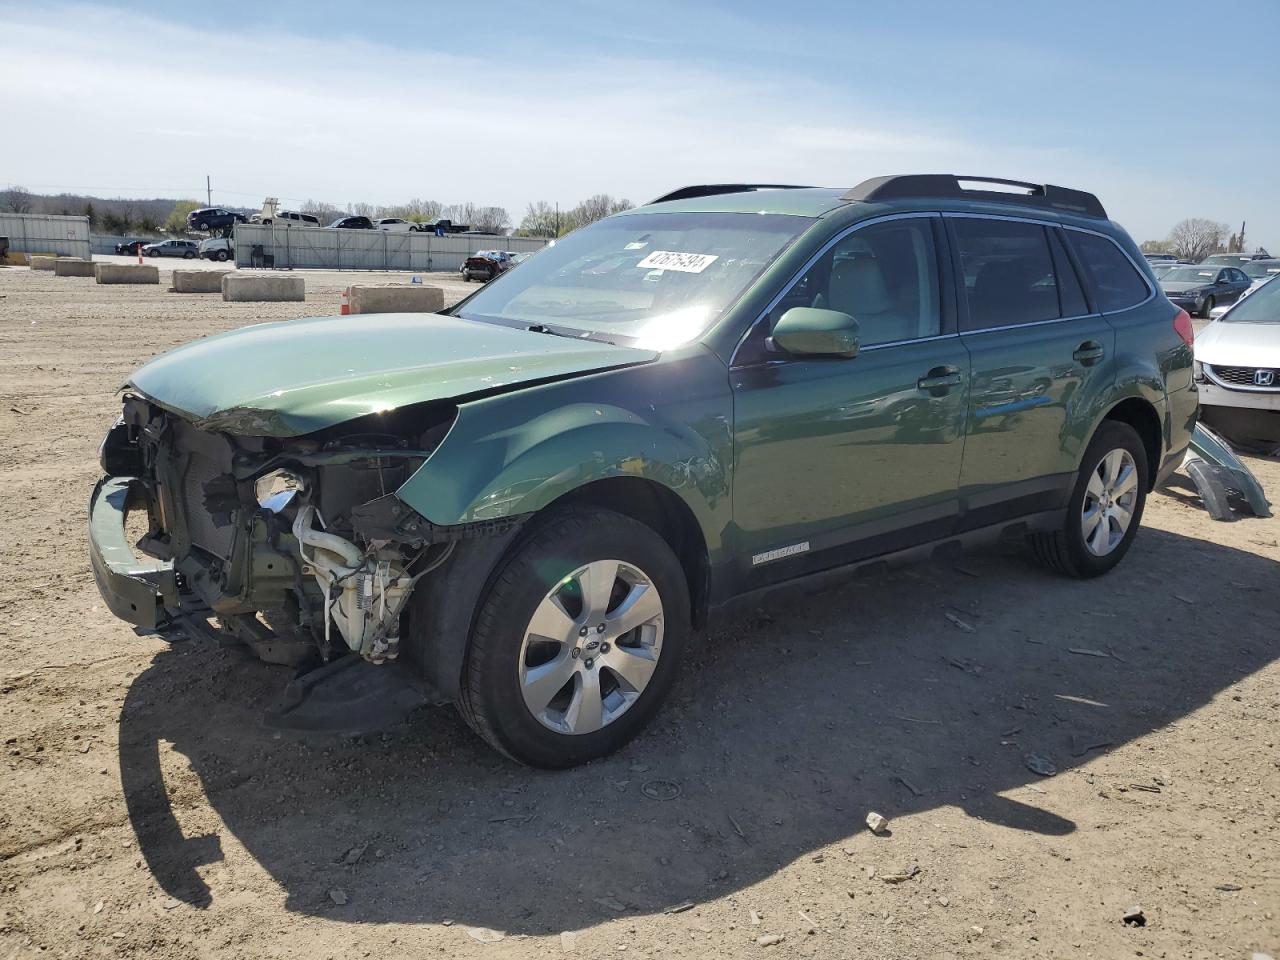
[1196,319,1280,367]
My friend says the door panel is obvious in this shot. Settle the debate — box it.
[732,337,970,587]
[949,218,1117,525]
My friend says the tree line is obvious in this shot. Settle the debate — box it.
[1140,218,1268,261]
[2,185,636,239]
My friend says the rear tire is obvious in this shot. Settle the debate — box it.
[1030,420,1149,578]
[458,507,690,768]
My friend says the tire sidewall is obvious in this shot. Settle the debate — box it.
[1062,422,1149,576]
[468,509,690,768]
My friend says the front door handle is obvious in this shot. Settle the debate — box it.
[918,365,963,394]
[1073,340,1105,365]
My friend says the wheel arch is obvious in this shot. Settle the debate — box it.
[542,476,711,629]
[405,477,711,703]
[1100,396,1163,487]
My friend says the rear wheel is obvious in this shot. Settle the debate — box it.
[458,507,690,767]
[183,251,195,259]
[1030,420,1148,578]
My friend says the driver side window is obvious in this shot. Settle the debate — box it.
[746,218,941,364]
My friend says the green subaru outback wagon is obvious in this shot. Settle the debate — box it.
[90,175,1198,766]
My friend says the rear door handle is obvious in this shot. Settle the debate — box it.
[918,365,963,393]
[1073,340,1105,365]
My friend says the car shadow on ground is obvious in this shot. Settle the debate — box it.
[117,525,1279,932]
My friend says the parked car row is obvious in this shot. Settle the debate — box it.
[325,216,475,234]
[1146,250,1278,318]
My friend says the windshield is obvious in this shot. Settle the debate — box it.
[1163,267,1217,283]
[453,211,811,348]
[1222,271,1280,323]
[1150,263,1178,277]
[1243,261,1280,279]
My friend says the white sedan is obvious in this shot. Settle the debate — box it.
[1195,274,1280,424]
[374,218,419,233]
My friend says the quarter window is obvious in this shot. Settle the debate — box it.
[1067,231,1150,313]
[952,218,1064,330]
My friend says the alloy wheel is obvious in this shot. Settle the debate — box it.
[1081,448,1139,556]
[518,559,664,735]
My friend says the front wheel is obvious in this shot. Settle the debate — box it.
[1201,296,1215,318]
[458,507,690,767]
[215,250,229,262]
[1030,421,1149,578]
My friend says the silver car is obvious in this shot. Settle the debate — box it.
[142,239,198,259]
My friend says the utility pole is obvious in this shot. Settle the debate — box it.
[206,175,212,206]
[1238,220,1246,254]
[554,202,560,238]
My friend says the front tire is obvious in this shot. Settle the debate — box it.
[215,250,229,262]
[458,507,690,768]
[1201,295,1215,318]
[1030,420,1149,578]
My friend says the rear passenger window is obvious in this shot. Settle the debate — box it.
[1067,231,1150,312]
[952,218,1063,329]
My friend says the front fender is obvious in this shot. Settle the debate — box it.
[394,348,734,555]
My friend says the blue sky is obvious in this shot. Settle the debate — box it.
[3,0,1276,248]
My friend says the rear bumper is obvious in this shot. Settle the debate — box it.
[88,476,176,630]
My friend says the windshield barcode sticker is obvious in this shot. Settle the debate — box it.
[636,250,719,273]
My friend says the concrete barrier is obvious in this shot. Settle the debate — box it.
[53,258,96,277]
[95,263,160,285]
[348,284,445,314]
[5,252,31,267]
[172,270,229,293]
[30,255,58,271]
[222,273,305,302]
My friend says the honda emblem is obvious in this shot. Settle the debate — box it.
[1254,369,1276,387]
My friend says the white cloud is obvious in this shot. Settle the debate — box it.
[0,4,981,213]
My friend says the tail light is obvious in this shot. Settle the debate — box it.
[1173,308,1194,346]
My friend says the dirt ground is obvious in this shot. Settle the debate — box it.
[0,264,1276,960]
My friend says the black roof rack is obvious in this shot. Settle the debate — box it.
[649,183,813,204]
[842,174,1107,219]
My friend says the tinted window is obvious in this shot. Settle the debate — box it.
[1049,230,1089,316]
[953,218,1061,329]
[1067,231,1150,312]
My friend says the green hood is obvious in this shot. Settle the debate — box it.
[129,313,656,436]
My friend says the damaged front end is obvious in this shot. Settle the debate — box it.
[90,393,460,671]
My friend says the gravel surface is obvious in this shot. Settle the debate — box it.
[0,264,1277,959]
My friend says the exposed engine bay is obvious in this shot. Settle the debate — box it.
[103,393,459,667]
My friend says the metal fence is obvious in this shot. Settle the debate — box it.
[1,213,92,259]
[232,224,551,272]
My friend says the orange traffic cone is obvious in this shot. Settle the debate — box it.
[340,288,350,315]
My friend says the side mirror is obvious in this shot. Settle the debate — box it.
[769,307,861,359]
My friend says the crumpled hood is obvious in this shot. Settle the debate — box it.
[1195,318,1280,368]
[129,313,656,436]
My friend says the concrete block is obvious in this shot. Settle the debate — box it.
[348,284,445,314]
[5,252,31,266]
[171,270,229,293]
[222,273,305,302]
[30,255,58,271]
[53,258,96,277]
[95,263,159,285]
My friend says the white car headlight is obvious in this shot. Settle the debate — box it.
[255,469,305,513]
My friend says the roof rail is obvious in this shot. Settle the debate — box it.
[842,174,1107,219]
[649,183,812,204]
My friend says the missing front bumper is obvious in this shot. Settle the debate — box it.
[88,476,177,629]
